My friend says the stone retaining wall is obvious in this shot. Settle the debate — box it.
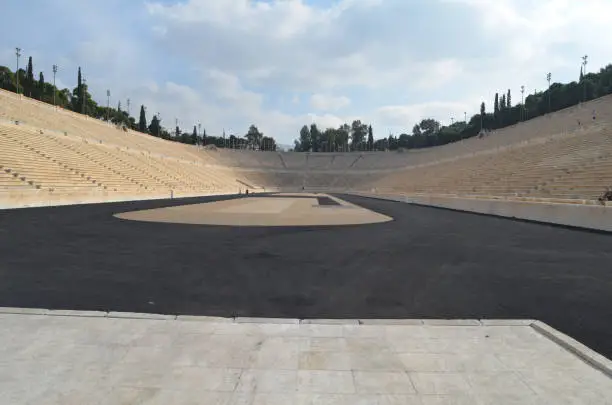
[352,192,612,233]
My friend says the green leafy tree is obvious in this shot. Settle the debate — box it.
[398,133,411,149]
[411,124,425,148]
[148,115,161,137]
[261,136,277,151]
[418,118,440,147]
[180,131,191,144]
[419,119,440,136]
[246,125,264,149]
[298,125,311,152]
[338,123,350,151]
[70,75,95,116]
[319,129,331,152]
[0,66,15,92]
[322,128,336,152]
[387,134,398,150]
[310,123,320,152]
[367,125,374,151]
[350,120,368,150]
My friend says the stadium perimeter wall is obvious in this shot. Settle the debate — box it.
[350,192,612,233]
[0,189,236,210]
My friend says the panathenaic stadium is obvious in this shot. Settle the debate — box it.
[1,88,612,403]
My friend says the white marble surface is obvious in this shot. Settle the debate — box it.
[1,313,611,405]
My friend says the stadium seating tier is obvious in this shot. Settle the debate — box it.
[1,89,611,206]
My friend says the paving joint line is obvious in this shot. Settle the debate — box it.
[1,306,611,376]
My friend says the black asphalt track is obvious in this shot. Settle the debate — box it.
[1,194,611,357]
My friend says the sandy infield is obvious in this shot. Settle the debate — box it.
[114,193,393,226]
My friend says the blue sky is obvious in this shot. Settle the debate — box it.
[2,0,611,145]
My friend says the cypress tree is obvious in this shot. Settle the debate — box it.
[191,125,198,145]
[494,93,500,127]
[480,102,485,131]
[26,56,34,96]
[494,93,499,114]
[38,72,44,99]
[81,80,87,114]
[72,67,83,112]
[500,94,507,126]
[138,105,147,132]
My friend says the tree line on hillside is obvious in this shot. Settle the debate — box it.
[0,55,278,150]
[293,62,612,152]
[293,120,374,152]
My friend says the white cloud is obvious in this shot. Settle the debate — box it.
[5,0,612,145]
[414,59,464,90]
[377,100,476,129]
[152,26,167,37]
[205,69,263,111]
[309,94,351,111]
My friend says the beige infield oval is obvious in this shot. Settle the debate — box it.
[114,193,393,226]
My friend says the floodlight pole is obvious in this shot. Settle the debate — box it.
[106,89,111,122]
[52,64,58,106]
[582,55,588,102]
[15,47,21,94]
[520,85,525,121]
[546,72,551,113]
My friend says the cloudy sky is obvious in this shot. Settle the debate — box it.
[2,0,610,145]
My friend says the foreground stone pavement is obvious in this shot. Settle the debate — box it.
[1,311,611,405]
